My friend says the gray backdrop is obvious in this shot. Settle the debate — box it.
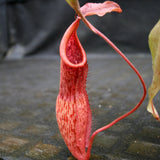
[0,0,160,59]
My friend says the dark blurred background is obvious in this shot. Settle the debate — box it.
[0,0,160,59]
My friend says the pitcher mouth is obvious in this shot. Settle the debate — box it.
[60,18,87,68]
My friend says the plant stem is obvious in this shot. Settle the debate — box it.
[81,18,147,160]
